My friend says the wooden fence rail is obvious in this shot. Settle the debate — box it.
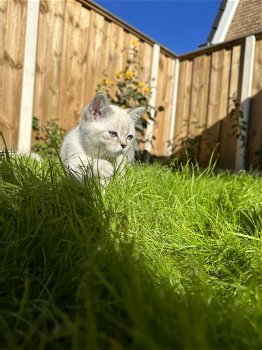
[0,0,261,170]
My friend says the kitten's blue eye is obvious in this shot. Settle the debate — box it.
[127,135,134,140]
[109,131,118,138]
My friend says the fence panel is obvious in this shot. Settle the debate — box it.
[0,0,27,149]
[173,42,245,168]
[248,36,262,169]
[32,0,155,135]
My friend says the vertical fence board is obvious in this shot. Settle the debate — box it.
[83,10,105,106]
[189,55,205,137]
[45,0,66,126]
[219,44,243,168]
[153,56,176,156]
[139,42,153,83]
[1,0,27,149]
[216,48,232,167]
[78,6,91,109]
[100,18,111,75]
[82,13,110,104]
[122,33,132,69]
[106,22,125,99]
[162,57,176,156]
[33,0,66,129]
[58,0,82,130]
[188,55,211,160]
[152,53,167,156]
[173,59,193,155]
[248,38,262,169]
[197,56,212,166]
[108,22,125,78]
[200,50,225,165]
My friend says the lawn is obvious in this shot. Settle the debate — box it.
[0,155,262,349]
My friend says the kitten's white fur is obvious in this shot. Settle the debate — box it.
[60,94,144,180]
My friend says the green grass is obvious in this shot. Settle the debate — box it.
[0,155,262,349]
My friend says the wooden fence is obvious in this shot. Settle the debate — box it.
[169,35,262,170]
[0,0,261,170]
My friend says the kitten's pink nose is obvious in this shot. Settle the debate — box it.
[121,143,127,149]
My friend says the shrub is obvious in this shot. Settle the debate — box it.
[32,117,65,157]
[96,39,163,155]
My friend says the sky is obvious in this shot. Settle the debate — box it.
[95,0,222,55]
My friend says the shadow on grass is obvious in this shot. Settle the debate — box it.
[0,156,261,349]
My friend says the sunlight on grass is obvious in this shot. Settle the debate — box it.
[0,154,262,349]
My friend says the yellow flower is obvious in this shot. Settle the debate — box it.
[143,85,150,94]
[125,69,133,79]
[115,70,122,79]
[102,78,109,85]
[138,81,144,87]
[121,105,126,109]
[131,39,139,46]
[143,113,149,122]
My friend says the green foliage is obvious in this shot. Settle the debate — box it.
[96,40,163,143]
[229,95,262,169]
[174,95,250,167]
[230,96,247,145]
[32,117,66,157]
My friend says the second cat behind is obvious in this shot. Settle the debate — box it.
[60,94,145,180]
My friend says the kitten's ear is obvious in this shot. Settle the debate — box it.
[82,94,109,121]
[91,94,109,116]
[128,107,145,123]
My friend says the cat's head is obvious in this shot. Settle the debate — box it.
[80,94,145,156]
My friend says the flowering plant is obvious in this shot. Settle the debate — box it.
[96,40,163,154]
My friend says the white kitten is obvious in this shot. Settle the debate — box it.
[60,94,144,180]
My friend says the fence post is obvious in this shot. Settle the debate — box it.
[18,0,40,153]
[144,44,160,154]
[168,58,180,156]
[235,35,256,171]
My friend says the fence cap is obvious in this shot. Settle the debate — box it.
[180,30,262,60]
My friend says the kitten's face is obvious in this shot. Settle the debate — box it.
[80,95,144,157]
[86,106,135,155]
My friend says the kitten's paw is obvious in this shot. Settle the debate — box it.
[96,160,114,179]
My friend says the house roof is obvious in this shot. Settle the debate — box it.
[205,0,240,45]
[206,0,228,44]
